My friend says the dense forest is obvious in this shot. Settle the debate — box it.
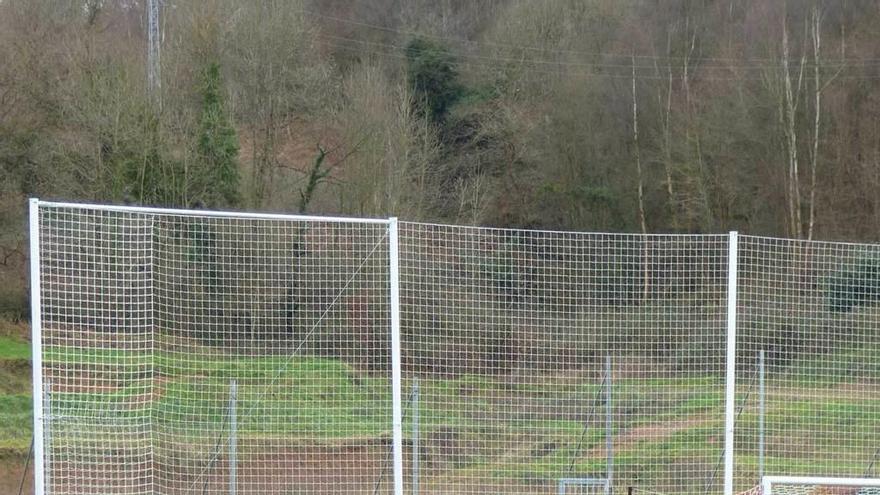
[2,0,880,318]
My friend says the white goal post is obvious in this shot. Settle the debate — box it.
[762,476,880,495]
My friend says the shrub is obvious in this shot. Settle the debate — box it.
[828,251,880,313]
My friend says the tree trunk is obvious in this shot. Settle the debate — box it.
[781,3,806,238]
[633,56,649,301]
[655,32,677,229]
[807,4,820,240]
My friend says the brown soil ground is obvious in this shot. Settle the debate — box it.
[9,440,562,494]
[0,455,33,495]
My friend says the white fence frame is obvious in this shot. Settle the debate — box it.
[28,199,880,495]
[29,199,47,495]
[29,199,402,495]
[762,476,880,495]
[725,231,739,495]
[558,477,610,495]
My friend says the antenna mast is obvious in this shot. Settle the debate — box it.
[147,0,161,104]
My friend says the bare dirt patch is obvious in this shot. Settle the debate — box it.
[0,319,29,341]
[586,415,715,457]
[0,455,33,495]
[161,439,392,494]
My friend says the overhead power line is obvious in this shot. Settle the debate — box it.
[315,32,880,82]
[301,7,880,68]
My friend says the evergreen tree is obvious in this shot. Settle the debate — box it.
[405,37,463,123]
[197,62,240,207]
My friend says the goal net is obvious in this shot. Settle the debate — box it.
[762,476,880,495]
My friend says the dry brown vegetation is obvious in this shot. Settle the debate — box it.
[2,0,880,320]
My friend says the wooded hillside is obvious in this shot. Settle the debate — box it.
[2,0,880,317]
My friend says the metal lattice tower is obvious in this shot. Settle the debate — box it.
[147,0,161,101]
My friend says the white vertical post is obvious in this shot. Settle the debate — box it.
[148,216,157,495]
[389,218,404,495]
[724,231,738,495]
[758,350,765,482]
[29,198,46,495]
[44,380,51,495]
[412,379,419,495]
[606,356,613,495]
[229,380,237,495]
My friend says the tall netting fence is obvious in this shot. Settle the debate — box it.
[736,236,880,492]
[398,222,730,494]
[38,207,154,494]
[32,201,880,495]
[35,202,393,495]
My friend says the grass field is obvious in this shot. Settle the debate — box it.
[2,319,879,494]
[0,321,33,495]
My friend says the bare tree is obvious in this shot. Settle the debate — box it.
[780,1,807,238]
[632,55,649,300]
[632,56,648,237]
[336,62,438,218]
[654,32,677,229]
[806,3,844,240]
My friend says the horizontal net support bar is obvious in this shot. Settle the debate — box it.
[35,200,392,224]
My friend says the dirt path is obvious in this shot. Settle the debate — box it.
[585,415,715,457]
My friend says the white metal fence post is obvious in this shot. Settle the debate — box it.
[29,198,46,495]
[606,355,613,495]
[389,217,404,495]
[44,381,51,495]
[724,231,739,495]
[229,380,237,495]
[759,349,765,483]
[412,379,419,495]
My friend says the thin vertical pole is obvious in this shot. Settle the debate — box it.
[606,356,613,495]
[758,350,765,482]
[412,379,419,495]
[724,231,739,495]
[389,218,404,495]
[29,198,45,495]
[148,216,156,495]
[146,0,161,105]
[44,381,50,495]
[229,380,237,495]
